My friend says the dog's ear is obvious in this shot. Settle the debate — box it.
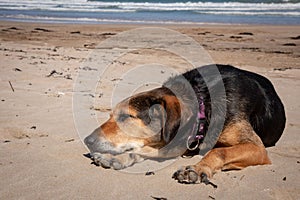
[138,92,181,144]
[160,95,181,143]
[148,89,183,144]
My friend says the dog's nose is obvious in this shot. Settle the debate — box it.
[84,129,103,152]
[84,133,97,147]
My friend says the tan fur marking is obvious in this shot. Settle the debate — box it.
[217,120,264,147]
[191,121,271,178]
[100,116,143,145]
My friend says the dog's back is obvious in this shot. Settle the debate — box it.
[180,64,286,147]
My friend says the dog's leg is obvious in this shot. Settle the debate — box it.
[173,143,270,183]
[173,121,271,184]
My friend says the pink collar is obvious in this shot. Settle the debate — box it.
[187,97,206,151]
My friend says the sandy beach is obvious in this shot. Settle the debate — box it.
[0,21,299,199]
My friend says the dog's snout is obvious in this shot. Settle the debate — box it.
[84,129,104,152]
[84,133,97,147]
[84,128,120,155]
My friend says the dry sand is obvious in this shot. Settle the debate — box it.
[0,21,299,199]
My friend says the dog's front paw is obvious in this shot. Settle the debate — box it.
[90,152,113,168]
[172,166,199,183]
[90,152,144,170]
[172,165,213,184]
[111,153,143,170]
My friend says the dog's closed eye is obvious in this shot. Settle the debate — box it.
[118,114,136,122]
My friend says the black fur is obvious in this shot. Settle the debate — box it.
[164,64,286,148]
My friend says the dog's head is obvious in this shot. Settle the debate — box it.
[84,87,188,157]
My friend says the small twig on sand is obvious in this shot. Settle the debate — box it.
[46,70,62,77]
[9,81,14,92]
[151,196,167,200]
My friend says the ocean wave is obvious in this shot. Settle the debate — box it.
[1,6,136,13]
[96,1,300,11]
[0,14,221,25]
[1,0,300,12]
[196,11,300,16]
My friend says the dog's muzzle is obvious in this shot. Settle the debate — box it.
[84,128,119,155]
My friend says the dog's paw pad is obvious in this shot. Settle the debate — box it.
[172,169,185,183]
[186,169,198,183]
[90,153,112,168]
[111,158,124,170]
[172,166,199,184]
[99,158,111,168]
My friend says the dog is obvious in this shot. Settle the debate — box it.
[84,64,285,184]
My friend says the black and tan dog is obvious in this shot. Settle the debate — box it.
[84,64,285,184]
